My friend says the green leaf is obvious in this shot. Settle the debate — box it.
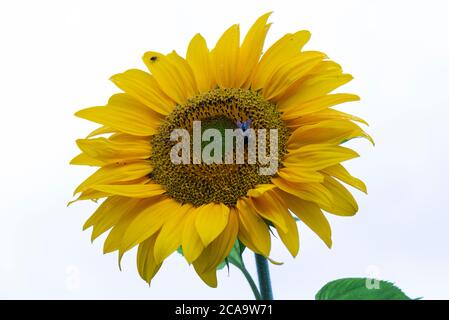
[315,278,412,300]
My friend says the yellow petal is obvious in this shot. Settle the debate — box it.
[277,189,332,248]
[166,51,198,94]
[84,197,140,241]
[278,60,342,101]
[308,60,343,77]
[182,209,204,263]
[211,24,240,88]
[236,198,271,256]
[267,257,284,265]
[237,12,272,88]
[193,209,238,273]
[108,132,150,143]
[74,161,153,195]
[249,190,300,256]
[270,192,300,256]
[286,108,369,128]
[321,175,359,216]
[119,197,180,253]
[280,93,360,118]
[193,266,217,288]
[68,188,109,206]
[321,164,367,193]
[91,184,165,198]
[75,94,162,136]
[84,196,125,230]
[76,137,151,164]
[284,144,360,170]
[92,201,141,247]
[72,177,151,202]
[153,204,192,263]
[110,69,175,115]
[276,215,300,257]
[263,51,325,101]
[287,119,374,149]
[70,153,104,166]
[246,184,276,198]
[195,203,230,247]
[251,30,311,90]
[143,51,197,105]
[186,34,215,92]
[277,167,324,183]
[103,198,157,253]
[249,191,288,233]
[86,126,115,138]
[137,233,162,284]
[278,73,353,107]
[271,177,333,209]
[280,61,342,100]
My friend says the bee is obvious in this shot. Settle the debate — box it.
[236,119,253,144]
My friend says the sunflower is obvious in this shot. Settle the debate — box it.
[71,12,371,288]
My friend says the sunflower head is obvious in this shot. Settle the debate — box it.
[150,87,289,207]
[71,12,372,288]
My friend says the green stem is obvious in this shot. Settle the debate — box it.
[255,254,273,300]
[238,266,262,300]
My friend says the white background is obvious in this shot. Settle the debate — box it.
[1,0,448,299]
